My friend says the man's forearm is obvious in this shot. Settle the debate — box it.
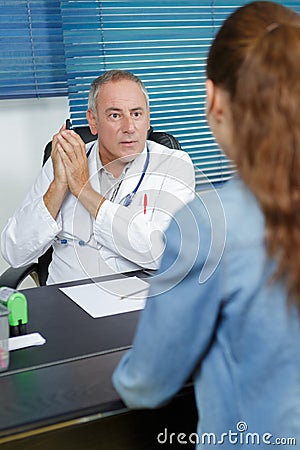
[43,180,68,220]
[77,183,106,218]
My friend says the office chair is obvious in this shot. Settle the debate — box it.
[0,126,181,288]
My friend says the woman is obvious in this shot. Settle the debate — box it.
[113,2,300,447]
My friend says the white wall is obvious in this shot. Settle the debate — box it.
[0,97,69,285]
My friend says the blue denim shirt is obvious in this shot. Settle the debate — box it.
[113,175,300,449]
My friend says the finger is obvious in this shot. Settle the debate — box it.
[53,123,66,141]
[52,123,65,151]
[61,130,87,158]
[57,142,87,175]
[56,142,71,165]
[56,134,79,162]
[51,138,60,158]
[57,142,83,173]
[57,144,89,194]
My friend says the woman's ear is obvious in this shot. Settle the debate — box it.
[86,109,98,135]
[206,79,229,124]
[206,80,235,160]
[205,79,215,116]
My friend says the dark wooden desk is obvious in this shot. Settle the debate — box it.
[0,275,197,449]
[7,273,144,373]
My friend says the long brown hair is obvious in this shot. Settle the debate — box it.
[207,1,300,304]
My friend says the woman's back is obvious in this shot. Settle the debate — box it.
[191,175,300,446]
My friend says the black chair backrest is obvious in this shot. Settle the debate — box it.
[148,126,181,150]
[38,126,182,285]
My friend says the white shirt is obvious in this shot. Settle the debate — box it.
[1,140,195,284]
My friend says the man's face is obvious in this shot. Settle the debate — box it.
[87,79,150,166]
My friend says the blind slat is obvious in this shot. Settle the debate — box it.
[58,1,298,187]
[0,0,67,99]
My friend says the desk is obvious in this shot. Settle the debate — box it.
[0,274,197,449]
[7,274,143,373]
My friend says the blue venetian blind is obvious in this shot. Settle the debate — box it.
[0,0,67,99]
[61,0,300,186]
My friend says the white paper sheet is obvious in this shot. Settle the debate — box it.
[60,276,149,318]
[9,332,46,351]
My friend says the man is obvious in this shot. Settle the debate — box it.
[1,70,195,284]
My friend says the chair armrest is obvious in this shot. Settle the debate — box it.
[0,263,39,289]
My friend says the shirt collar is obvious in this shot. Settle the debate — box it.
[96,141,147,180]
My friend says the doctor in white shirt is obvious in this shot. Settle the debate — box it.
[1,70,195,284]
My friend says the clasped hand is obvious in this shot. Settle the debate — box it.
[52,124,90,198]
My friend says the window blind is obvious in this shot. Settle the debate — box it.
[60,1,300,187]
[0,0,67,99]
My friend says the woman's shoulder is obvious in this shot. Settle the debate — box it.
[173,174,265,249]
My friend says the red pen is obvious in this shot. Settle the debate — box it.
[143,194,147,215]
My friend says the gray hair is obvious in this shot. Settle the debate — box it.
[88,70,150,115]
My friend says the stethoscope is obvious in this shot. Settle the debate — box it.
[55,142,150,247]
